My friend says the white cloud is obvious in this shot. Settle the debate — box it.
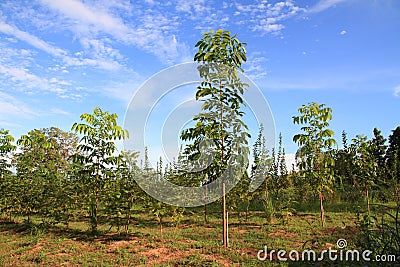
[244,52,269,80]
[50,108,72,116]
[0,91,36,119]
[340,30,347,35]
[307,0,347,13]
[0,20,123,70]
[394,85,400,97]
[40,0,190,64]
[235,1,305,35]
[0,21,67,57]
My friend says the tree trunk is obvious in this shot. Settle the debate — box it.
[204,185,208,223]
[365,185,370,213]
[246,201,249,222]
[219,79,228,248]
[265,179,271,222]
[319,191,325,227]
[222,183,227,247]
[204,204,208,223]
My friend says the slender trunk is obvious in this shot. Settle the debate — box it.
[160,216,163,237]
[319,191,325,227]
[365,185,370,214]
[219,78,228,247]
[92,156,100,233]
[204,185,208,223]
[222,183,227,247]
[246,201,249,222]
[204,204,208,223]
[265,178,270,222]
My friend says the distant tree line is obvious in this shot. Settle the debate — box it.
[0,107,399,231]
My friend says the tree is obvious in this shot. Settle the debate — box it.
[0,129,16,179]
[104,150,142,234]
[14,127,78,224]
[71,107,129,232]
[250,125,273,222]
[351,135,377,213]
[333,130,359,202]
[369,128,388,201]
[293,102,337,227]
[387,127,400,179]
[181,29,249,246]
[386,126,400,202]
[0,129,16,218]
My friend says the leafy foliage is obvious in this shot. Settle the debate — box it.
[293,102,337,227]
[71,107,129,232]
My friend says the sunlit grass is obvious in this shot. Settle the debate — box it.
[0,204,372,266]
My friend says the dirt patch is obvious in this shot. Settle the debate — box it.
[138,246,188,265]
[106,240,131,253]
[29,244,44,254]
[202,253,231,267]
[268,229,299,239]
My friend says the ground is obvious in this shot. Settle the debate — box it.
[0,208,368,266]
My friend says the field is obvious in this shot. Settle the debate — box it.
[0,202,383,267]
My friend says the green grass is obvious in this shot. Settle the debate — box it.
[0,204,396,266]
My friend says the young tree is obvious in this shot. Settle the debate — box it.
[15,127,78,224]
[369,128,388,201]
[250,125,273,221]
[0,129,16,218]
[0,129,16,180]
[386,126,400,202]
[351,135,378,213]
[333,130,359,202]
[387,127,400,180]
[72,107,129,232]
[181,29,249,246]
[104,150,142,234]
[293,102,337,227]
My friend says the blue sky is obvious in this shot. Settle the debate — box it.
[0,0,399,165]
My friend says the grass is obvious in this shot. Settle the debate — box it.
[0,204,397,266]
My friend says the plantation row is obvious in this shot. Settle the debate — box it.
[0,107,399,228]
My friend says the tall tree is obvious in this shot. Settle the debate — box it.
[333,130,358,202]
[387,127,400,178]
[0,129,16,218]
[386,126,400,202]
[248,125,271,221]
[370,128,387,169]
[293,102,337,227]
[15,127,78,224]
[0,129,15,179]
[72,107,129,232]
[181,29,249,247]
[351,135,377,213]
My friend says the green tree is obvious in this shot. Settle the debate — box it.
[387,127,400,178]
[333,130,359,202]
[386,126,400,202]
[104,150,142,234]
[15,127,78,225]
[15,129,52,223]
[0,129,16,179]
[250,125,273,222]
[369,128,388,201]
[71,107,129,232]
[0,129,16,218]
[293,102,337,227]
[181,29,249,246]
[351,135,377,213]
